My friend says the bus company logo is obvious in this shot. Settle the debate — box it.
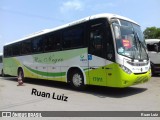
[80,55,84,59]
[80,54,87,62]
[2,112,11,117]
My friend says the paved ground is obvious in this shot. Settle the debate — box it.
[0,76,160,120]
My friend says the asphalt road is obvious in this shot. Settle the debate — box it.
[0,76,160,120]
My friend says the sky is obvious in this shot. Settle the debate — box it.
[0,0,160,53]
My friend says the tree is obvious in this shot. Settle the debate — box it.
[143,27,160,39]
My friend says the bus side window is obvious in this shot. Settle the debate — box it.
[54,33,61,50]
[14,43,21,56]
[62,26,84,49]
[5,45,12,57]
[4,47,7,57]
[90,29,103,57]
[147,43,160,53]
[32,36,44,53]
[46,35,53,51]
[147,44,155,51]
[45,32,61,52]
[21,40,32,55]
[104,27,115,61]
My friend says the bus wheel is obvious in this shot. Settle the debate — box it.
[18,69,24,83]
[70,70,85,90]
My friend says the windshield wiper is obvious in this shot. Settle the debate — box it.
[131,32,139,62]
[131,46,136,62]
[134,32,148,61]
[138,39,149,61]
[136,32,142,61]
[132,31,143,61]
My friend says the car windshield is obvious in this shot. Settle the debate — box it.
[112,19,148,61]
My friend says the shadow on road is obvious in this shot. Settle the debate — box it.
[152,74,160,77]
[2,77,147,98]
[84,86,147,98]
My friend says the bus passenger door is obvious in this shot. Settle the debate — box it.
[88,20,108,86]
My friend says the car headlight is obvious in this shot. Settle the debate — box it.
[119,64,132,74]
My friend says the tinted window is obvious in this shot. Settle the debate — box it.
[4,45,12,57]
[88,18,115,61]
[147,44,155,51]
[147,43,160,52]
[63,26,84,49]
[90,28,104,57]
[44,32,61,51]
[4,23,86,57]
[32,36,44,53]
[23,40,32,55]
[0,56,2,63]
[12,43,21,56]
[4,46,8,57]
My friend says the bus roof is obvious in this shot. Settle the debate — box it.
[5,13,139,46]
[145,39,160,44]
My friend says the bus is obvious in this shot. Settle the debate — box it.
[0,53,3,76]
[3,13,151,89]
[146,39,160,76]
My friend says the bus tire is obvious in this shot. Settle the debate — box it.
[18,68,25,83]
[69,69,85,90]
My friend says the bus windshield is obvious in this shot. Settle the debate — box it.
[112,19,148,61]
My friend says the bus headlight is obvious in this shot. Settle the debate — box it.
[119,64,132,74]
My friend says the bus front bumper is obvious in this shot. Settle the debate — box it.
[120,70,152,87]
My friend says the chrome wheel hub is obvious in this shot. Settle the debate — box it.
[72,73,82,87]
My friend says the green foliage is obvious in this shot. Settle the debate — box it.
[143,27,160,39]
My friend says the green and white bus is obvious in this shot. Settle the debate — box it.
[3,13,151,89]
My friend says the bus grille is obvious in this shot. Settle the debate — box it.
[133,76,148,85]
